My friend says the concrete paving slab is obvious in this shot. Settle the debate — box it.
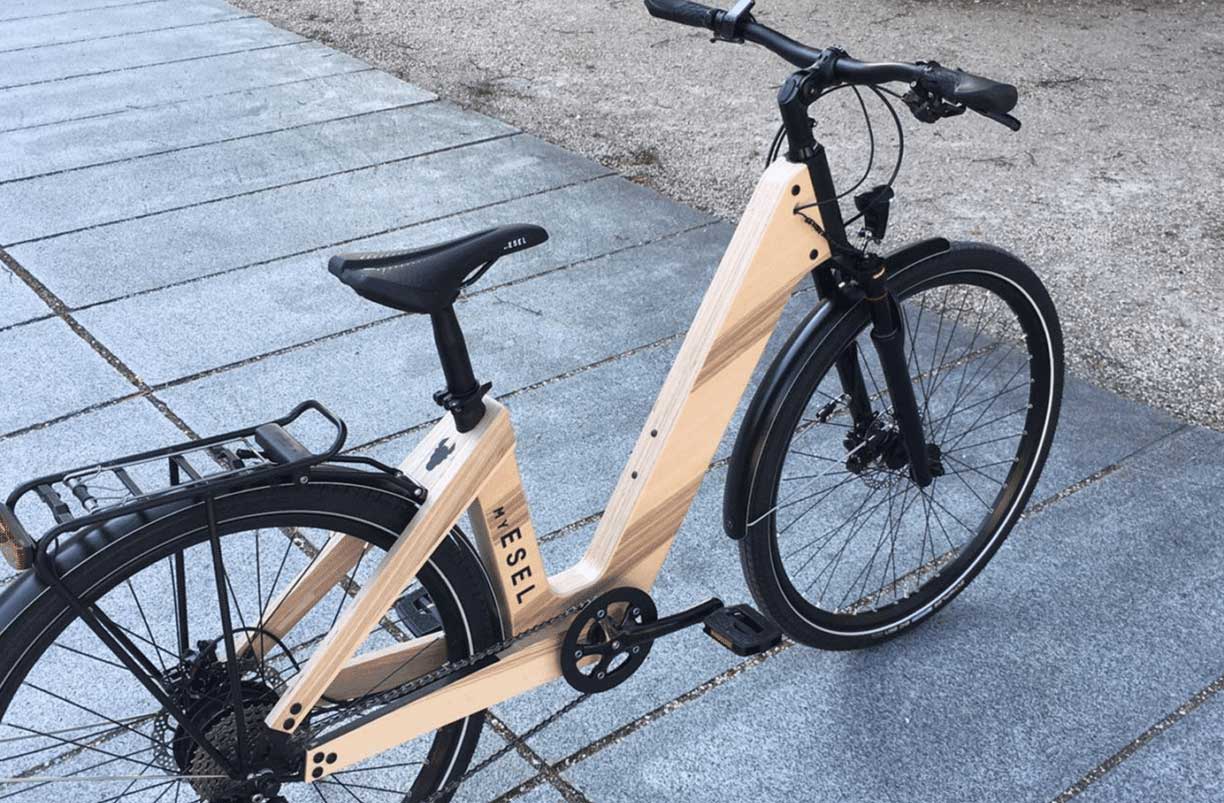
[564,425,1224,802]
[513,783,565,802]
[75,176,711,384]
[0,101,515,242]
[11,135,608,306]
[0,16,302,89]
[0,0,242,52]
[149,223,721,447]
[1078,694,1224,802]
[0,41,369,133]
[154,288,580,448]
[0,268,49,329]
[0,0,151,22]
[0,70,431,182]
[0,317,133,436]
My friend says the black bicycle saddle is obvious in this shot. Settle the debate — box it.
[328,224,549,315]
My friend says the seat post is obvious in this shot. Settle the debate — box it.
[429,306,488,433]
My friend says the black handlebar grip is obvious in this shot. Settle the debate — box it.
[920,63,1018,115]
[643,0,719,29]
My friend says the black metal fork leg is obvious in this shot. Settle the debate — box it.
[866,292,934,488]
[833,344,876,429]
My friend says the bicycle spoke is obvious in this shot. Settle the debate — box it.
[321,778,406,796]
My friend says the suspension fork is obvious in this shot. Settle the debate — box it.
[859,262,934,488]
[798,144,931,486]
[812,259,932,487]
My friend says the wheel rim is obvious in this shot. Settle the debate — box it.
[764,269,1055,633]
[0,494,483,803]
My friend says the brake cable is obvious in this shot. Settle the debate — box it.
[769,81,906,241]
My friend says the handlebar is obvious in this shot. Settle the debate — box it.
[643,0,1019,125]
[643,0,720,29]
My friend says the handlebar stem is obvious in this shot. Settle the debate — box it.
[776,48,842,162]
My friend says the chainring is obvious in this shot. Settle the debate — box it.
[560,587,657,694]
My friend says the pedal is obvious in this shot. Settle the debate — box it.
[702,604,782,656]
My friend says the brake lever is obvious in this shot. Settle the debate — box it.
[973,108,1022,132]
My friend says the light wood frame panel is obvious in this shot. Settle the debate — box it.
[258,159,830,778]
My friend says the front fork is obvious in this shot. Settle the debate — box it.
[796,137,932,486]
[828,261,934,488]
[863,284,934,488]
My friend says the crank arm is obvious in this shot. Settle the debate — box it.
[618,598,724,646]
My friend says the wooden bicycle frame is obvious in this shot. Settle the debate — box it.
[254,158,830,779]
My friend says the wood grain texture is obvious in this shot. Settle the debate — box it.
[266,401,516,734]
[308,628,567,777]
[304,160,829,777]
[317,633,448,700]
[467,447,563,634]
[554,158,826,595]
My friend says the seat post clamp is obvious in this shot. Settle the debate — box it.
[433,381,492,434]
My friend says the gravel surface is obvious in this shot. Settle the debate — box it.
[234,0,1224,430]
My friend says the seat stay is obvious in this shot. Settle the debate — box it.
[297,158,829,778]
[264,405,518,733]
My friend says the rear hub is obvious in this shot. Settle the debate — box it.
[159,643,301,802]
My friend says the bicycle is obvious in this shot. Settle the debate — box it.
[0,2,1063,800]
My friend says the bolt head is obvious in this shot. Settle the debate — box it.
[596,671,606,679]
[596,609,606,619]
[573,649,583,658]
[632,646,641,654]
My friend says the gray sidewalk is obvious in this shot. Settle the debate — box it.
[0,2,1221,801]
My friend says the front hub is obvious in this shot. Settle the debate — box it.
[845,418,944,482]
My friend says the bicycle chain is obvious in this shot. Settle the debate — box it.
[296,596,598,801]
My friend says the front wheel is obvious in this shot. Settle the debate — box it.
[737,242,1064,650]
[0,471,502,802]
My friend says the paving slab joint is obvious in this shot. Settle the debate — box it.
[485,713,594,803]
[0,246,196,438]
[1051,668,1224,801]
[1025,423,1191,517]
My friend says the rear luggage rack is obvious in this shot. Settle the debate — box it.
[0,401,383,572]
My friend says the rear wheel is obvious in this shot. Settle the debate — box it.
[738,242,1063,649]
[0,472,501,802]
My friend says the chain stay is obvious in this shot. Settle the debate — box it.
[292,596,597,799]
[301,596,594,741]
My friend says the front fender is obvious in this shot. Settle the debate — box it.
[721,237,950,539]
